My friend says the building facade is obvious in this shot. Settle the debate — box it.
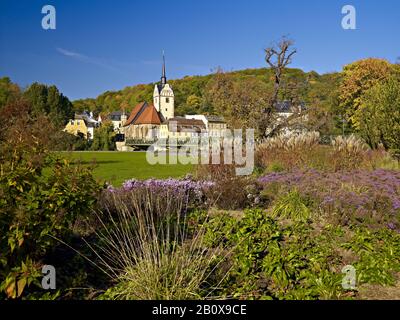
[159,117,207,140]
[64,111,100,140]
[109,111,127,133]
[184,115,227,137]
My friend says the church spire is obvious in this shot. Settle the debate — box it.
[161,50,167,87]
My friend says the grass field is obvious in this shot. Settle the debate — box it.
[60,151,193,186]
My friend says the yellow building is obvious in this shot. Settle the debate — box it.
[64,112,99,140]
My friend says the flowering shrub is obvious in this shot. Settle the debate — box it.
[121,178,214,197]
[259,169,400,227]
[102,178,215,221]
[107,178,214,201]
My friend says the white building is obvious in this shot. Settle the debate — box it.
[270,101,308,136]
[153,53,174,121]
[109,111,127,133]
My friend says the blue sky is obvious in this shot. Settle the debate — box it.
[1,0,399,100]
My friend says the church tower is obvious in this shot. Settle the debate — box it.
[153,52,174,120]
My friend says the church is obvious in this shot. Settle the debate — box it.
[123,54,175,141]
[122,54,226,145]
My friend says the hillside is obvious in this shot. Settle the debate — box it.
[72,67,342,116]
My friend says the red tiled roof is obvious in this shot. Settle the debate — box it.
[135,104,161,125]
[124,102,147,126]
[124,102,161,126]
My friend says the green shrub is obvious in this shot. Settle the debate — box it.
[342,228,400,286]
[196,209,360,300]
[0,104,101,299]
[271,190,311,221]
[0,156,101,299]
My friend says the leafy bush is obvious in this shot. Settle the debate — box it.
[195,209,345,299]
[342,228,400,286]
[0,156,101,299]
[90,121,116,151]
[0,100,101,299]
[193,208,400,300]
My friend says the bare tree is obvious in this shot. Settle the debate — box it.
[258,37,297,138]
[264,36,297,111]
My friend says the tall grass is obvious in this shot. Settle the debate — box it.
[255,132,321,171]
[88,189,223,300]
[331,135,369,171]
[255,132,396,173]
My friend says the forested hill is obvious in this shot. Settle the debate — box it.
[72,67,342,116]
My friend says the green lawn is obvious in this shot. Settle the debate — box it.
[60,151,193,186]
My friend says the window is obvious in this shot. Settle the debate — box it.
[77,120,80,125]
[166,97,170,103]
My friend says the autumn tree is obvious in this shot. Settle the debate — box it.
[306,73,343,135]
[205,70,271,139]
[0,77,21,110]
[338,58,393,129]
[356,75,400,151]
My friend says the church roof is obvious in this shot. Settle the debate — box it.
[124,102,161,126]
[135,104,161,125]
[124,102,147,126]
